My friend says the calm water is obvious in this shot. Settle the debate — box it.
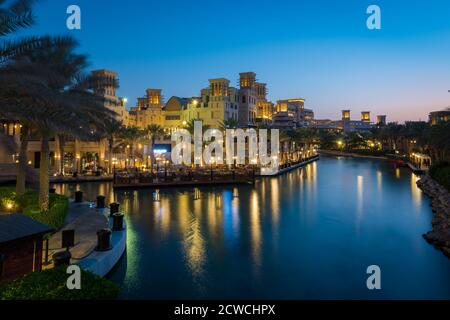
[53,157,450,299]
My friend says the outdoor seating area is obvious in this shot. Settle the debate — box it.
[113,166,257,188]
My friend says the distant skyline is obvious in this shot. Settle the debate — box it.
[16,0,450,122]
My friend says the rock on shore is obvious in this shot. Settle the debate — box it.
[417,175,450,258]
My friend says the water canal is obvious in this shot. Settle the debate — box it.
[53,156,450,299]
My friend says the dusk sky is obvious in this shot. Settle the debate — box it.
[17,0,450,122]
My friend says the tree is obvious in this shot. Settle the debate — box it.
[119,126,144,168]
[218,119,238,131]
[102,119,124,174]
[318,130,341,150]
[144,124,164,173]
[427,121,450,162]
[0,36,116,211]
[185,118,210,135]
[0,0,47,196]
[0,0,43,63]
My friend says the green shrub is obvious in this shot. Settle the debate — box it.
[429,161,450,191]
[0,187,68,229]
[0,266,120,300]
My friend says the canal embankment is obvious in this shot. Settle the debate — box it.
[259,155,320,176]
[318,150,427,174]
[417,175,450,258]
[50,175,113,184]
[48,197,126,276]
[318,149,389,161]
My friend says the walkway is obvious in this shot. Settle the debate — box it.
[46,201,109,266]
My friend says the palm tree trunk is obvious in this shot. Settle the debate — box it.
[16,126,29,196]
[58,134,65,176]
[150,137,155,174]
[39,134,50,212]
[108,139,113,174]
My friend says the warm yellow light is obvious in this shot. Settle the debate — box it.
[5,201,14,210]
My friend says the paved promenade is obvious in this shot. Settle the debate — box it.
[47,201,109,265]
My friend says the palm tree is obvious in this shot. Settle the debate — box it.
[185,118,210,135]
[102,119,123,174]
[0,36,116,211]
[144,124,164,173]
[119,126,144,168]
[0,0,43,63]
[218,119,238,131]
[0,0,51,196]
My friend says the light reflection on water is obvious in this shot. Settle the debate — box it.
[53,157,450,299]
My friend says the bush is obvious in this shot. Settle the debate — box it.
[429,161,450,191]
[0,266,120,300]
[0,187,68,230]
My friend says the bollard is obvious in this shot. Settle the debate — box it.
[74,191,83,203]
[96,229,112,251]
[53,250,71,267]
[112,213,124,231]
[49,188,56,194]
[109,202,120,217]
[96,195,106,209]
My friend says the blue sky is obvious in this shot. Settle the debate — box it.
[16,0,450,122]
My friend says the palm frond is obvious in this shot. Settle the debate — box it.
[0,0,34,37]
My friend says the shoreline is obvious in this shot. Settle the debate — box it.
[318,149,390,161]
[417,176,450,258]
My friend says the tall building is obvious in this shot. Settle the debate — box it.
[330,110,374,132]
[429,110,450,125]
[163,96,190,132]
[92,70,129,124]
[255,82,275,124]
[128,88,164,128]
[377,115,387,125]
[361,111,371,124]
[166,76,242,129]
[238,72,258,127]
[272,98,313,128]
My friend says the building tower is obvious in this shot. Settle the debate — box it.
[342,110,351,121]
[92,69,118,97]
[377,115,387,125]
[238,72,257,127]
[239,72,257,89]
[146,89,162,107]
[209,78,230,97]
[342,110,351,133]
[361,111,371,124]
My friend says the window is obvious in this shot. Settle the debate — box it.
[165,115,180,120]
[242,95,246,103]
